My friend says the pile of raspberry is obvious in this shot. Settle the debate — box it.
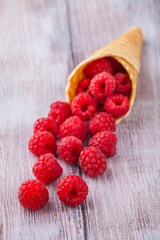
[18,57,131,210]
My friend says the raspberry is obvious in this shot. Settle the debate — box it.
[89,72,115,99]
[83,58,113,78]
[57,175,88,206]
[33,117,59,137]
[58,116,87,141]
[18,179,49,210]
[58,136,84,163]
[95,98,105,112]
[76,78,91,94]
[71,93,96,120]
[33,153,63,184]
[105,94,130,118]
[48,101,72,125]
[28,131,57,157]
[106,57,126,74]
[89,131,117,157]
[88,112,116,136]
[114,73,132,96]
[79,147,107,177]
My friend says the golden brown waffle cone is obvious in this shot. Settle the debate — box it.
[66,26,143,123]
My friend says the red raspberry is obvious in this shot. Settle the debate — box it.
[58,116,87,141]
[79,147,107,177]
[114,73,132,96]
[18,179,49,210]
[89,131,117,157]
[33,117,59,137]
[88,112,116,136]
[57,136,84,163]
[89,72,115,99]
[76,78,91,94]
[71,93,96,120]
[32,153,63,184]
[106,57,126,74]
[48,101,72,125]
[105,94,130,118]
[83,58,113,78]
[57,175,88,206]
[28,131,57,157]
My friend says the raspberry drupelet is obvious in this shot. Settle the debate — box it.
[33,117,59,137]
[58,116,87,141]
[89,72,115,99]
[33,153,63,184]
[57,175,88,206]
[88,112,116,136]
[58,136,84,163]
[28,131,57,157]
[89,131,117,157]
[18,179,49,210]
[105,94,130,118]
[71,93,96,120]
[48,101,72,125]
[79,147,107,177]
[83,58,113,78]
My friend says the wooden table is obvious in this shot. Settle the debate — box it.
[0,0,160,239]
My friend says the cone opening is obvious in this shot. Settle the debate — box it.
[66,56,135,123]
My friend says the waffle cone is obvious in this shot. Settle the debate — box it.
[66,26,143,123]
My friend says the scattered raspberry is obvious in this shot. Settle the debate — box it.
[76,78,91,94]
[33,117,59,137]
[28,131,57,157]
[83,58,113,78]
[71,93,96,120]
[114,73,132,96]
[48,101,72,125]
[79,147,107,177]
[18,179,49,210]
[58,136,84,163]
[33,153,63,184]
[95,98,105,112]
[105,94,130,118]
[58,116,87,141]
[89,72,115,99]
[57,175,88,206]
[106,57,126,74]
[89,131,117,157]
[88,112,116,136]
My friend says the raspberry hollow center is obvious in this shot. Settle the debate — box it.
[99,82,105,92]
[69,187,78,197]
[46,127,52,132]
[71,148,78,156]
[44,143,52,149]
[81,103,88,112]
[114,100,122,106]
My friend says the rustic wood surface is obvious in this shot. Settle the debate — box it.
[0,0,160,239]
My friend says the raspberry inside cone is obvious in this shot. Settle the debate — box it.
[105,94,130,118]
[71,93,96,120]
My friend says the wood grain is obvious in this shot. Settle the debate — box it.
[0,0,160,239]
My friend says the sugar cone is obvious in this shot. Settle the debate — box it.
[66,26,143,123]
